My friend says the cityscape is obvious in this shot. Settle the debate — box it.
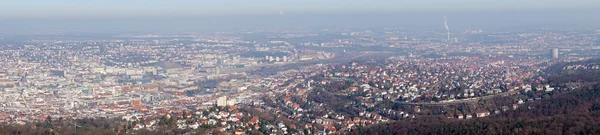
[0,26,599,134]
[1,0,600,135]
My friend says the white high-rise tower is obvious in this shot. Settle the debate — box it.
[552,48,559,59]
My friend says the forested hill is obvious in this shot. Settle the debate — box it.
[349,59,600,135]
[544,59,600,85]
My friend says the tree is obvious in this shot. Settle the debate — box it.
[44,116,53,128]
[158,116,167,126]
[168,116,176,127]
[140,118,146,126]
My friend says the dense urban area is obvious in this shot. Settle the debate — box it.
[1,27,600,134]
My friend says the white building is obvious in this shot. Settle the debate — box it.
[217,96,227,107]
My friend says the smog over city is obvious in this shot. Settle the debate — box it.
[0,0,600,134]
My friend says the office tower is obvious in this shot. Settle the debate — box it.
[552,48,559,59]
[217,96,227,107]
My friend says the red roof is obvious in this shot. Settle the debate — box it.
[249,116,259,124]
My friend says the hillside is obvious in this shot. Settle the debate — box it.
[349,59,600,135]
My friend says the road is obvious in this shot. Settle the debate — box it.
[395,89,521,106]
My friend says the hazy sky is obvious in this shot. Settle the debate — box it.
[0,0,598,33]
[1,0,599,18]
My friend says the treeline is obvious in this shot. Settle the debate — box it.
[0,117,118,135]
[306,88,361,117]
[0,114,211,135]
[350,112,600,135]
[545,59,600,85]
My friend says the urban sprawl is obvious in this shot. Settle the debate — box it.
[1,28,599,134]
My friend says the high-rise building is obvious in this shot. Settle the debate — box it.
[217,96,227,107]
[552,48,559,59]
[283,56,288,62]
